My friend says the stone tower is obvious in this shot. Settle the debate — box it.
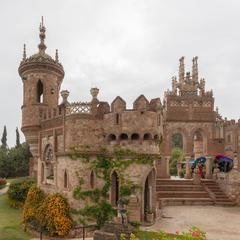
[18,18,64,177]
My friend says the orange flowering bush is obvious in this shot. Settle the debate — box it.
[23,186,45,229]
[37,193,72,236]
[23,187,72,237]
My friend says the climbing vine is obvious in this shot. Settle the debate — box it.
[69,146,159,227]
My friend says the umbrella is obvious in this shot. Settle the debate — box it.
[216,154,225,159]
[192,156,206,169]
[218,157,233,163]
[216,156,234,172]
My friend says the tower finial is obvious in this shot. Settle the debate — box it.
[22,44,26,60]
[55,49,59,63]
[38,16,47,54]
[179,56,185,83]
[192,56,198,82]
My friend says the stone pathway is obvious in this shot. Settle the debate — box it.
[142,205,240,240]
[0,183,9,195]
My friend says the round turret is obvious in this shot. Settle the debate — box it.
[19,18,65,176]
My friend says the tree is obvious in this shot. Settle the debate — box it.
[170,147,183,176]
[16,128,21,148]
[1,125,7,149]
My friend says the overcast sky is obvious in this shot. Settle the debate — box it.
[1,0,240,146]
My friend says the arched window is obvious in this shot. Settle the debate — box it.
[90,171,94,189]
[172,133,183,149]
[108,134,116,141]
[193,130,203,141]
[143,133,152,140]
[37,80,43,103]
[131,133,140,140]
[116,113,120,125]
[111,171,119,206]
[44,144,53,162]
[64,170,68,188]
[43,144,54,184]
[119,133,128,140]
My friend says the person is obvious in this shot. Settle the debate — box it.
[198,162,204,178]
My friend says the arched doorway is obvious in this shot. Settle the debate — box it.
[43,144,55,184]
[111,171,119,206]
[170,133,184,177]
[143,169,155,220]
[193,130,204,158]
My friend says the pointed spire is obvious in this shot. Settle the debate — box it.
[179,56,185,83]
[38,16,47,54]
[22,44,26,60]
[192,56,198,82]
[55,49,59,62]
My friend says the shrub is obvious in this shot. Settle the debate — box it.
[23,188,72,237]
[23,186,46,230]
[37,193,72,236]
[7,178,35,208]
[80,200,117,228]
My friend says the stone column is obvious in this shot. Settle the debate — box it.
[43,164,47,184]
[205,156,213,179]
[177,162,182,177]
[54,164,57,186]
[184,156,191,179]
[233,152,238,169]
[166,156,171,178]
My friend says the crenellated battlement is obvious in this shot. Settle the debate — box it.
[224,119,240,127]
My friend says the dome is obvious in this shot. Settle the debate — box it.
[18,18,64,77]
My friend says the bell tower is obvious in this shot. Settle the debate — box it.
[18,18,64,177]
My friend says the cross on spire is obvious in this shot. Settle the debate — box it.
[22,44,26,60]
[38,16,47,54]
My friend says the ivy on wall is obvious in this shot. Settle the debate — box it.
[69,146,159,227]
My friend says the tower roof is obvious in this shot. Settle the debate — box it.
[19,17,64,77]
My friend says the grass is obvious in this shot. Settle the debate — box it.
[0,191,30,240]
[6,177,31,184]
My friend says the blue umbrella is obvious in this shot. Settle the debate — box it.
[192,156,206,169]
[217,156,233,172]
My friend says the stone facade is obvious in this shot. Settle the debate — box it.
[19,20,240,223]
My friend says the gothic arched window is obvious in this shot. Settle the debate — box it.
[90,171,94,189]
[172,133,183,149]
[64,170,68,188]
[37,80,43,103]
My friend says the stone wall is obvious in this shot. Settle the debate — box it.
[216,169,240,205]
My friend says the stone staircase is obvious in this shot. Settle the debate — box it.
[156,179,235,206]
[201,179,235,206]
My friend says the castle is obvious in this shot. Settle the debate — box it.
[18,19,240,223]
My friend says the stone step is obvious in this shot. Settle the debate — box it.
[156,180,194,185]
[160,198,214,206]
[215,202,235,206]
[157,185,203,191]
[158,191,209,198]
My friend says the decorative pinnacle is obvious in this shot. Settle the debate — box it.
[90,87,99,99]
[38,16,47,54]
[22,44,26,60]
[55,49,59,62]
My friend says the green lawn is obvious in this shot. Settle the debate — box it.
[0,193,30,240]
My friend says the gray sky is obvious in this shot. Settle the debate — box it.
[1,0,240,146]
